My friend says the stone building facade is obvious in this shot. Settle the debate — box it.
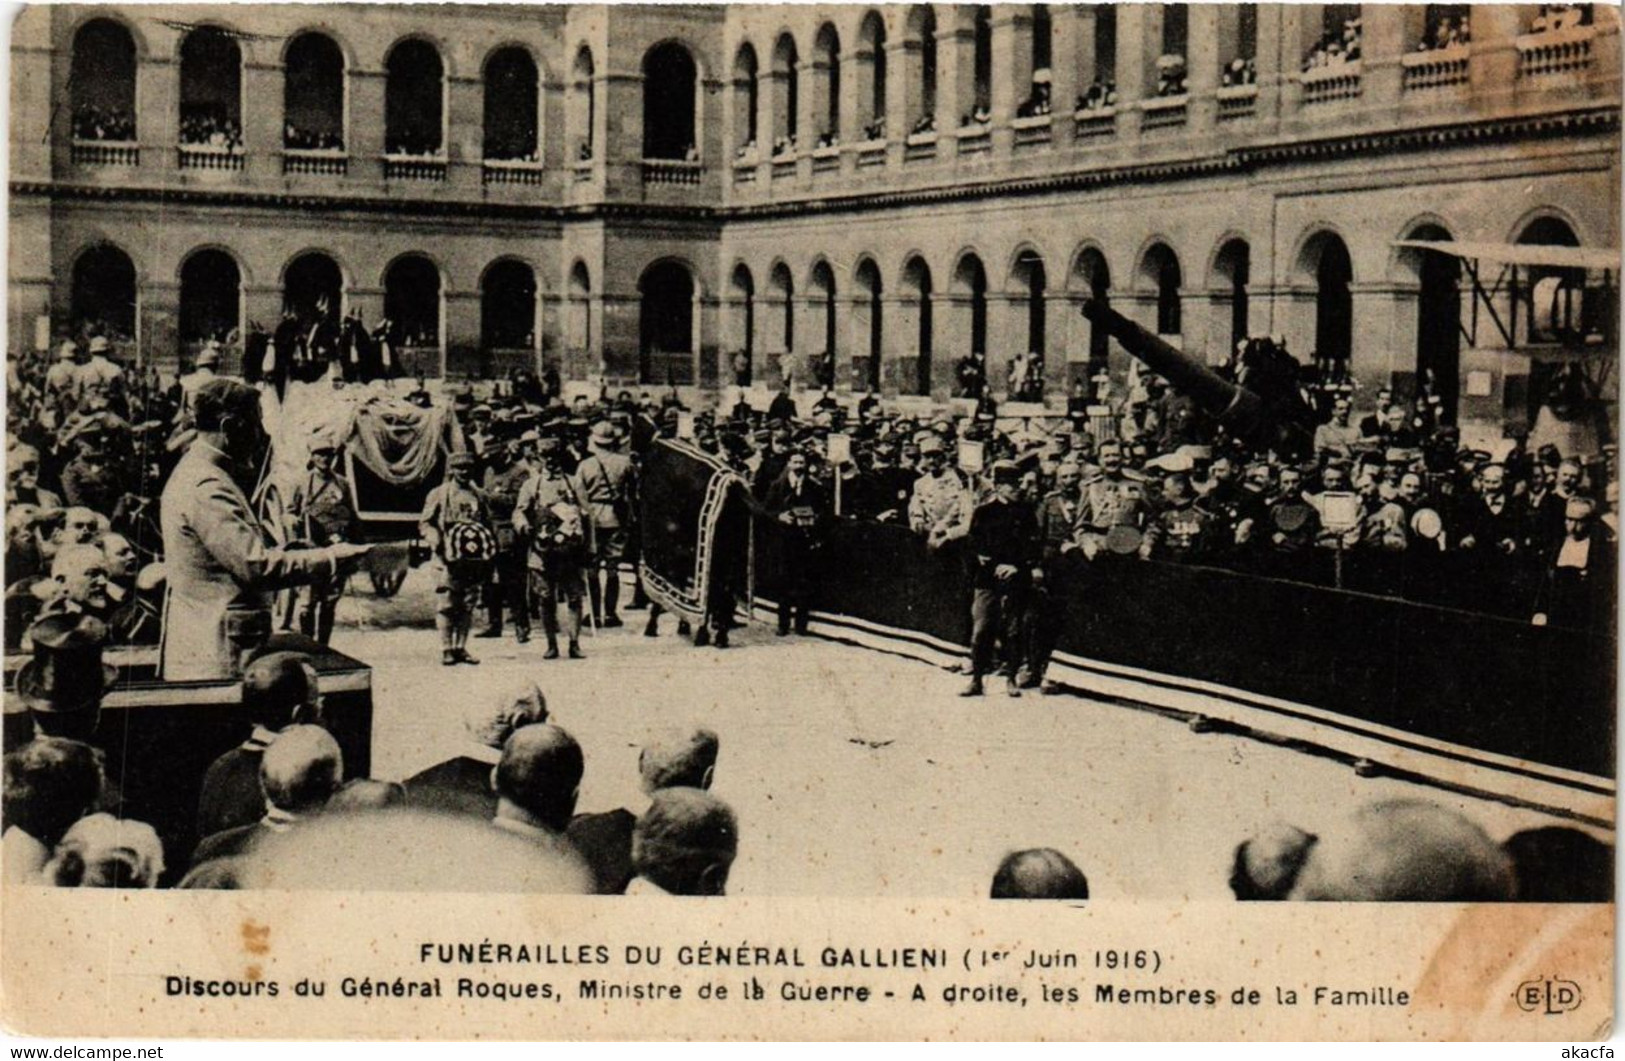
[10,3,1621,422]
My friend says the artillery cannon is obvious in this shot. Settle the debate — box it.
[1080,298,1317,456]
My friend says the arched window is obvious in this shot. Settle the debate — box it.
[571,47,595,161]
[1073,248,1111,369]
[1220,5,1259,84]
[484,48,539,162]
[71,244,137,340]
[284,33,345,150]
[70,19,137,141]
[855,259,883,392]
[814,24,841,144]
[1141,243,1183,336]
[810,261,838,371]
[639,261,695,385]
[902,256,934,395]
[773,35,800,150]
[385,40,444,155]
[1092,6,1118,92]
[482,260,536,349]
[643,43,697,160]
[1301,232,1352,364]
[1400,224,1458,420]
[179,27,242,147]
[973,7,993,115]
[384,256,442,363]
[858,13,887,139]
[1303,3,1362,70]
[1013,249,1047,367]
[1517,216,1589,345]
[769,262,795,354]
[729,264,755,384]
[1023,5,1053,116]
[907,6,938,131]
[953,253,989,356]
[733,44,759,149]
[1213,238,1250,355]
[283,253,343,325]
[567,261,592,354]
[179,250,241,351]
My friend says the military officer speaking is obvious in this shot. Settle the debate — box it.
[419,451,497,666]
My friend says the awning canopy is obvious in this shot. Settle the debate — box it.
[1392,239,1621,272]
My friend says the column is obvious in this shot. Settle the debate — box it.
[443,290,480,379]
[987,292,1026,400]
[1351,282,1413,395]
[1254,4,1287,130]
[599,292,639,384]
[1187,4,1222,130]
[446,74,483,194]
[1041,290,1069,403]
[1114,3,1147,146]
[349,69,386,183]
[1051,9,1081,146]
[696,294,721,389]
[138,54,178,178]
[935,293,974,401]
[1361,4,1408,109]
[885,37,911,165]
[759,67,784,184]
[1470,5,1521,106]
[242,60,283,181]
[601,68,642,199]
[937,20,974,146]
[884,294,916,398]
[838,47,864,175]
[139,281,181,374]
[1176,289,1213,365]
[796,58,820,180]
[990,6,1032,155]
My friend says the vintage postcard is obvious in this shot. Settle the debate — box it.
[1,0,1617,1042]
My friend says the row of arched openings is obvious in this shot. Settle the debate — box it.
[71,19,548,160]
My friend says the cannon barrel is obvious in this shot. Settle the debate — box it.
[1080,297,1270,446]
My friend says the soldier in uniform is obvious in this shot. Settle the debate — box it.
[515,438,589,660]
[1026,461,1084,692]
[963,461,1042,698]
[575,420,638,628]
[419,451,494,666]
[1073,439,1151,559]
[478,435,534,644]
[1141,471,1220,562]
[287,431,358,645]
[908,436,972,548]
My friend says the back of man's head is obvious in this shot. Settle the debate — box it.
[464,681,549,749]
[990,848,1090,900]
[242,651,320,731]
[1503,826,1613,903]
[1289,800,1514,901]
[632,787,738,896]
[2,737,105,847]
[639,726,720,793]
[259,724,343,815]
[194,378,261,433]
[495,724,583,832]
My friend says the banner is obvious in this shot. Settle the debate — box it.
[638,440,750,627]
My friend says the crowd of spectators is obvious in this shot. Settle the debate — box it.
[1530,3,1594,34]
[178,107,243,150]
[1154,54,1188,97]
[1221,57,1259,88]
[1417,13,1472,51]
[910,113,937,136]
[1016,73,1053,118]
[284,124,343,151]
[386,132,445,157]
[1303,17,1364,71]
[1076,78,1118,113]
[71,105,135,142]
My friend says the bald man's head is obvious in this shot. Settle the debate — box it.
[495,724,583,832]
[632,788,738,896]
[464,681,549,749]
[991,848,1090,900]
[639,726,720,794]
[260,725,343,815]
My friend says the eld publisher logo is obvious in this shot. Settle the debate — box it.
[1515,977,1583,1015]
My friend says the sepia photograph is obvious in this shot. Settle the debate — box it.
[1,0,1618,1042]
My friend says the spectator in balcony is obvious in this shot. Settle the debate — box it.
[1155,54,1188,97]
[1076,79,1117,112]
[683,142,699,162]
[180,108,244,151]
[910,113,936,136]
[1221,57,1258,87]
[285,124,343,151]
[72,105,135,142]
[735,139,758,162]
[1017,72,1052,118]
[1531,4,1591,34]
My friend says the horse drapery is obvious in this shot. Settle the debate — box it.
[638,440,750,628]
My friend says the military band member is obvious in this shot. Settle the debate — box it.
[419,451,495,666]
[515,438,589,660]
[287,431,358,645]
[575,420,638,628]
[479,436,535,644]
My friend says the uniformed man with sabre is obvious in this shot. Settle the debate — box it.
[419,451,496,666]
